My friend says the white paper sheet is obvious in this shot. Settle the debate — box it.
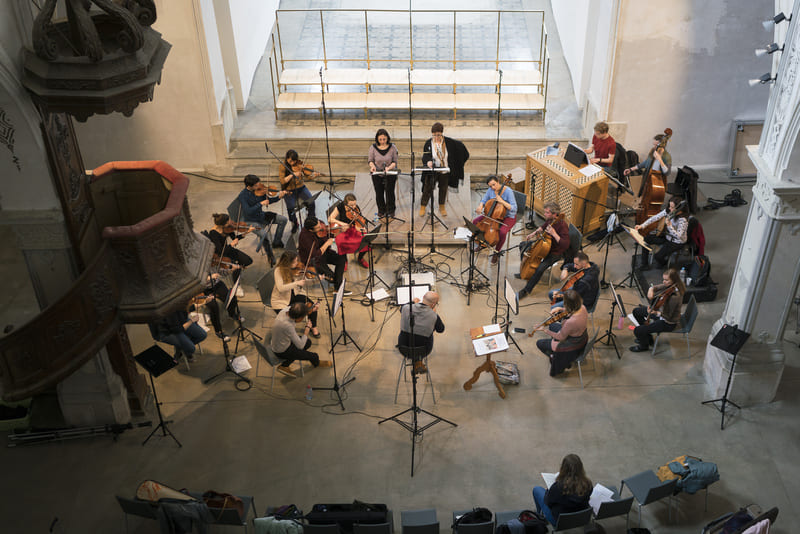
[483,324,502,334]
[454,227,472,240]
[589,483,616,515]
[580,164,602,177]
[541,472,558,488]
[472,333,509,356]
[627,313,640,327]
[366,288,390,301]
[230,355,252,373]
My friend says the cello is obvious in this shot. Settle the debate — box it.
[635,128,672,225]
[475,174,513,248]
[519,213,565,280]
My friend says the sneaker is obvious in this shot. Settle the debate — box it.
[358,257,369,269]
[439,204,448,217]
[419,206,426,217]
[413,360,428,374]
[343,290,353,296]
[216,331,231,343]
[629,345,649,353]
[513,273,522,279]
[316,360,333,368]
[276,365,297,378]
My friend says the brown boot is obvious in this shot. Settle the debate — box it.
[439,204,448,216]
[413,360,428,375]
[419,205,426,217]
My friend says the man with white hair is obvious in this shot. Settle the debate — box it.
[398,291,444,374]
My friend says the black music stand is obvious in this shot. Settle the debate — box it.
[135,345,181,447]
[357,224,389,321]
[457,217,490,305]
[596,283,624,359]
[314,277,356,410]
[703,324,750,430]
[417,166,454,263]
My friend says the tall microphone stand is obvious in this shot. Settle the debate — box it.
[318,67,342,203]
[379,229,456,476]
[311,271,354,410]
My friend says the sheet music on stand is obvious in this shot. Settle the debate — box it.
[453,226,472,240]
[471,324,508,356]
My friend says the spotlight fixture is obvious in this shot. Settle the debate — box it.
[748,73,776,87]
[755,43,784,56]
[762,12,791,30]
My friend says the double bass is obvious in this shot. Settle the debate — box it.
[476,174,513,247]
[519,213,565,280]
[635,128,672,225]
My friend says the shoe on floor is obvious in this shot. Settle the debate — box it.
[291,221,299,233]
[273,240,285,249]
[310,328,321,339]
[439,204,448,217]
[342,290,353,296]
[413,360,428,375]
[316,360,333,368]
[518,290,529,300]
[419,206,426,217]
[358,257,369,269]
[513,273,522,279]
[276,365,297,378]
[629,345,649,353]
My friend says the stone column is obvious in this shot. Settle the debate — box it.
[704,4,800,405]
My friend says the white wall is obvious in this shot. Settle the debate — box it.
[73,0,218,170]
[551,0,591,103]
[225,0,279,110]
[200,0,228,112]
[608,0,772,168]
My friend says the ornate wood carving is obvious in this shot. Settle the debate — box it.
[0,243,121,401]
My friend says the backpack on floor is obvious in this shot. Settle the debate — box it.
[687,255,711,287]
[452,507,493,528]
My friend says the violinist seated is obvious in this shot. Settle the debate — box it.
[635,195,688,269]
[206,213,254,283]
[238,174,288,251]
[472,174,517,265]
[584,121,616,173]
[516,201,571,300]
[190,272,243,343]
[630,268,685,352]
[624,132,672,179]
[535,290,589,377]
[147,304,208,363]
[270,302,332,378]
[328,193,370,269]
[298,216,350,296]
[272,251,321,338]
[548,252,600,311]
[279,149,318,233]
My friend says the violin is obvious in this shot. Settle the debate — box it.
[528,308,571,337]
[253,182,281,198]
[550,267,589,305]
[222,221,256,237]
[345,204,368,233]
[520,213,565,280]
[211,253,239,273]
[189,293,213,307]
[315,222,342,239]
[476,174,513,247]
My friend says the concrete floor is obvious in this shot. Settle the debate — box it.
[3,170,799,534]
[2,1,798,532]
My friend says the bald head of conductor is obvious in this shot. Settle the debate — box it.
[415,291,439,308]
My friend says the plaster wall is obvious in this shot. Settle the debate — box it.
[200,0,228,111]
[551,0,591,103]
[228,0,279,110]
[72,0,218,170]
[607,0,772,167]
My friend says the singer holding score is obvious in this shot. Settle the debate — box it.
[368,129,399,219]
[420,122,469,217]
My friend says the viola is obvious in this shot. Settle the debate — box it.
[550,267,589,305]
[528,308,571,337]
[646,284,678,324]
[635,128,672,225]
[520,213,565,280]
[284,159,322,191]
[476,174,513,247]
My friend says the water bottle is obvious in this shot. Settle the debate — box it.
[305,384,313,400]
[679,267,686,284]
[373,212,379,225]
